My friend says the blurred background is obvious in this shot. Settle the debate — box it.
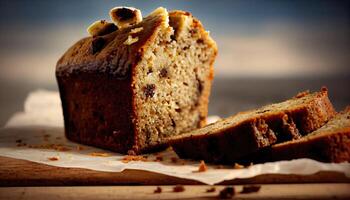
[0,0,349,126]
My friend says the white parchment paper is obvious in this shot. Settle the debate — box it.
[1,90,349,185]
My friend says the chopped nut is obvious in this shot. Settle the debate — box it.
[206,187,216,193]
[89,152,111,157]
[87,20,118,36]
[154,186,162,193]
[219,186,235,199]
[109,7,142,28]
[240,185,261,194]
[48,156,59,161]
[197,160,207,172]
[173,185,185,192]
[123,35,139,45]
[233,163,245,169]
[130,27,143,34]
[122,155,148,163]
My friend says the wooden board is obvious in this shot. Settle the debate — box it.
[0,156,349,186]
[1,184,350,200]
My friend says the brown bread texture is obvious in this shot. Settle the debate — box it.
[56,8,218,154]
[170,88,336,163]
[249,107,350,163]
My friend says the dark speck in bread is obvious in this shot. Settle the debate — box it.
[143,84,156,98]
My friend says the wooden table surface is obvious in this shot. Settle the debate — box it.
[1,184,350,200]
[0,155,350,199]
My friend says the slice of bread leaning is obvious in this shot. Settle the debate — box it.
[169,88,336,163]
[248,106,350,163]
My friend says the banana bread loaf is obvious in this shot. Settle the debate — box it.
[249,107,350,163]
[170,88,336,163]
[56,7,217,154]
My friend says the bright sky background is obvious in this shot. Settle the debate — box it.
[0,0,349,84]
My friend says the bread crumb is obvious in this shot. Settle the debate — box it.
[122,155,147,163]
[124,35,138,45]
[219,186,235,199]
[154,155,163,162]
[76,145,85,151]
[56,146,71,152]
[173,185,185,192]
[48,156,59,161]
[197,160,207,172]
[89,152,111,157]
[240,185,261,194]
[28,143,71,152]
[170,157,178,163]
[130,27,143,34]
[16,143,27,147]
[154,186,162,193]
[233,163,245,169]
[206,187,216,193]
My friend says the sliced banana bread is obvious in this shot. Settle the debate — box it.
[56,7,217,154]
[249,107,350,163]
[170,88,336,163]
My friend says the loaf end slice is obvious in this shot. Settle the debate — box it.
[249,107,350,163]
[170,88,336,163]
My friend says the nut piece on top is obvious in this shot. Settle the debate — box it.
[109,7,142,28]
[87,20,118,36]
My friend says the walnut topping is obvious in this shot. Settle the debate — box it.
[123,35,139,45]
[87,20,118,36]
[130,27,143,34]
[110,7,142,28]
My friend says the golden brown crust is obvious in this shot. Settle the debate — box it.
[170,89,336,163]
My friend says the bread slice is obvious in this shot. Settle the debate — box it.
[56,7,217,154]
[170,88,336,163]
[248,107,350,163]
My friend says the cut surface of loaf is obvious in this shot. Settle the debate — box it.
[56,7,217,154]
[170,88,336,163]
[249,107,350,163]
